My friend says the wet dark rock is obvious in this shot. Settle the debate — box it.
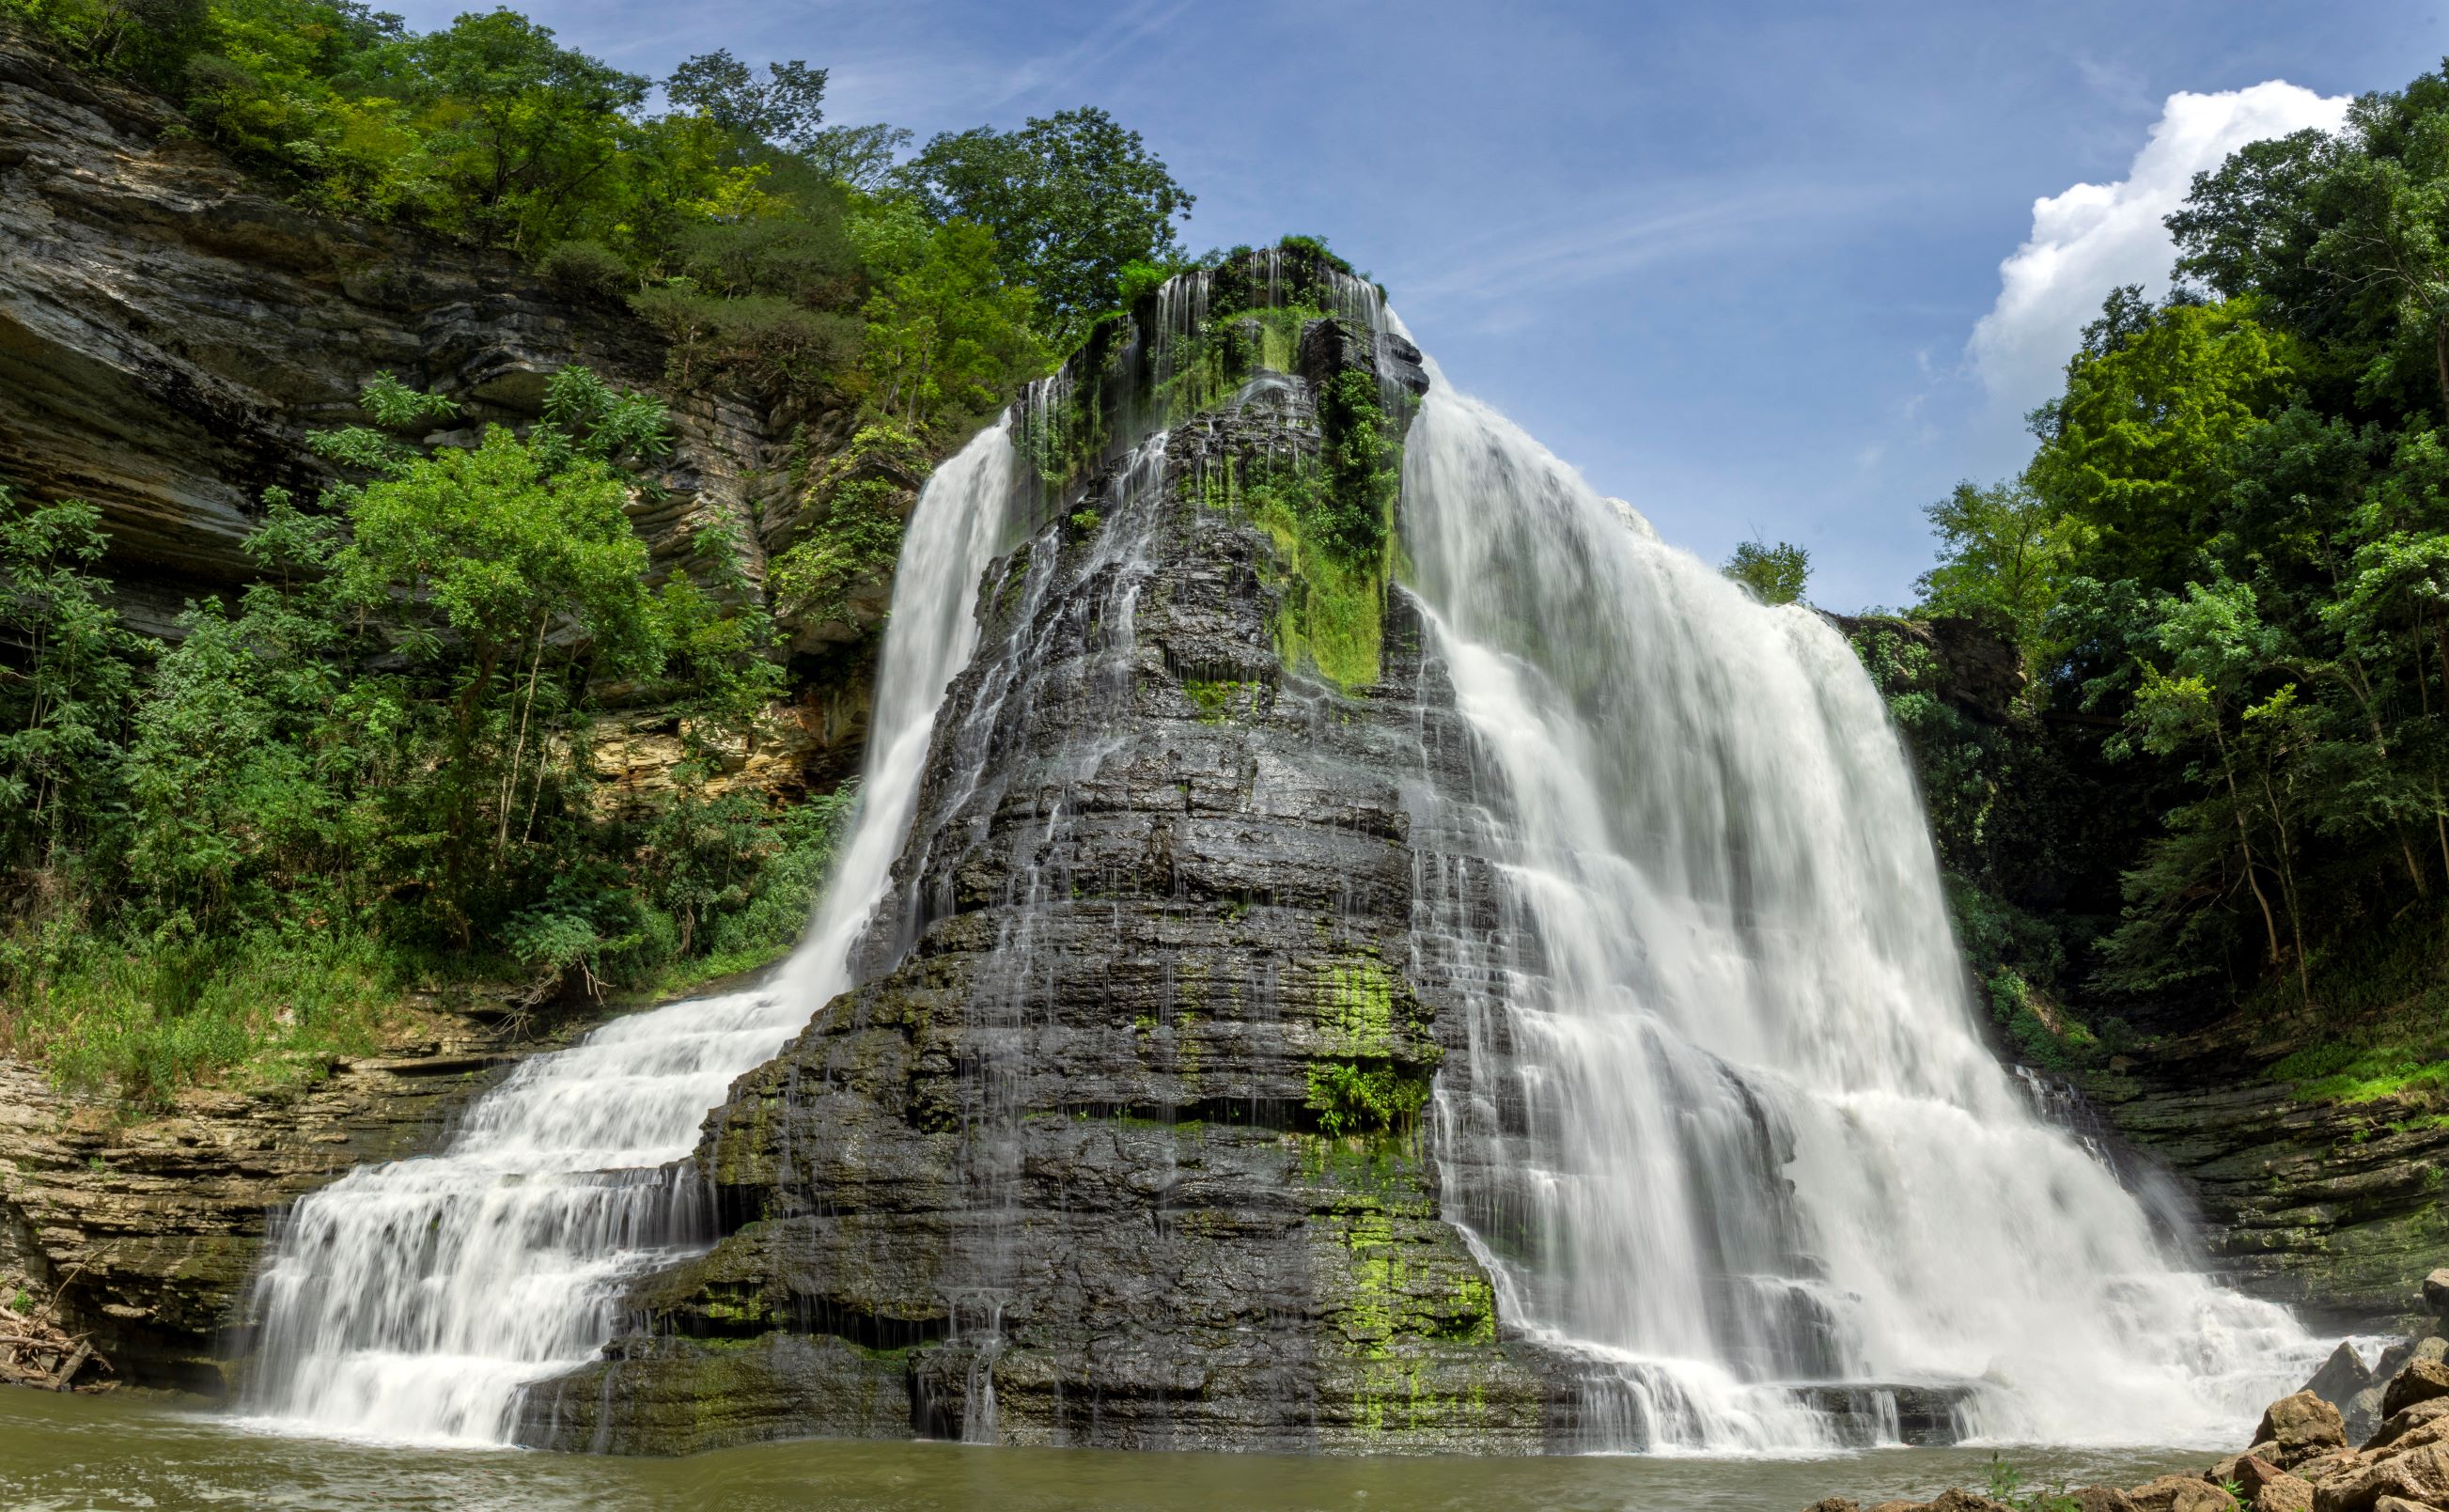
[2311,1341,2379,1415]
[1791,1383,1973,1445]
[520,296,1564,1457]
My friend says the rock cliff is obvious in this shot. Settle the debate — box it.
[0,25,875,775]
[0,1005,601,1395]
[516,272,1576,1455]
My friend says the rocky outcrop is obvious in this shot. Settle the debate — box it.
[0,1006,604,1395]
[0,22,900,792]
[2079,1048,2449,1329]
[0,29,776,634]
[513,276,1572,1456]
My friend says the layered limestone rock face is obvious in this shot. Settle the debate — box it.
[2082,1059,2449,1330]
[0,1013,595,1395]
[516,291,1568,1456]
[0,33,763,632]
[0,24,884,762]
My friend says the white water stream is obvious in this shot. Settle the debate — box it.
[238,419,1022,1445]
[1398,359,2317,1449]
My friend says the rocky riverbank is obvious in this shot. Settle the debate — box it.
[1807,1272,2449,1512]
[0,991,632,1396]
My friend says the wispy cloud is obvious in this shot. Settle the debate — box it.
[1403,181,1886,305]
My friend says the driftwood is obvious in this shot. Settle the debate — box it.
[0,1277,115,1392]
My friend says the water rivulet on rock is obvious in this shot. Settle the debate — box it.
[239,249,2322,1456]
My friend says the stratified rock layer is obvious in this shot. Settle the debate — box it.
[0,1024,574,1395]
[520,303,1566,1454]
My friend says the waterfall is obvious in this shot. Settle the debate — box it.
[236,418,1022,1446]
[1396,360,2317,1450]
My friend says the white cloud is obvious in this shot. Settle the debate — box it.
[1967,81,2348,413]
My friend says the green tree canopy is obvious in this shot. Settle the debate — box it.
[1724,538,1811,605]
[899,106,1194,343]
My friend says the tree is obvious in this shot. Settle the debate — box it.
[860,221,1049,431]
[376,10,649,250]
[804,122,911,193]
[2110,580,2313,1000]
[1723,538,1811,605]
[664,49,827,152]
[899,106,1193,342]
[2027,298,2297,589]
[2310,81,2449,423]
[320,368,672,936]
[0,491,144,881]
[1916,479,2087,646]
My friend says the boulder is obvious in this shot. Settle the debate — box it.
[2260,1392,2353,1466]
[2382,1360,2449,1420]
[2350,1386,2393,1443]
[1802,1500,1861,1512]
[2290,1450,2366,1487]
[1927,1493,2013,1512]
[2309,1342,2378,1412]
[2231,1459,2315,1512]
[2310,1442,2449,1511]
[2071,1489,2140,1512]
[2364,1397,2449,1451]
[2420,1267,2449,1317]
[2126,1476,2236,1512]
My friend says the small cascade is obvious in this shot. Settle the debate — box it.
[236,418,1024,1446]
[1395,349,2321,1450]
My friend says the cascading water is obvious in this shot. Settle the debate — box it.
[1396,355,2320,1450]
[232,248,2317,1457]
[237,418,1022,1445]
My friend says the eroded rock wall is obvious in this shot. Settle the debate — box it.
[0,1017,589,1395]
[520,312,1565,1456]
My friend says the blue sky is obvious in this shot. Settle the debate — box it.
[397,0,2441,610]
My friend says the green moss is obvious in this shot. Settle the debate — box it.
[1317,955,1398,1055]
[1183,678,1258,724]
[2273,1043,2449,1105]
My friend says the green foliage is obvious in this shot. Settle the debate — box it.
[8,0,1105,437]
[1917,479,2088,647]
[1723,538,1810,605]
[769,423,930,629]
[1881,55,2449,1039]
[1305,1059,1430,1139]
[0,490,147,879]
[858,220,1048,434]
[899,106,1195,344]
[0,368,848,1102]
[1316,370,1397,562]
[663,48,826,151]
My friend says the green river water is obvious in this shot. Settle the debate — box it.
[0,1389,2218,1511]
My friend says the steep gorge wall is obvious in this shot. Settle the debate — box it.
[0,28,874,781]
